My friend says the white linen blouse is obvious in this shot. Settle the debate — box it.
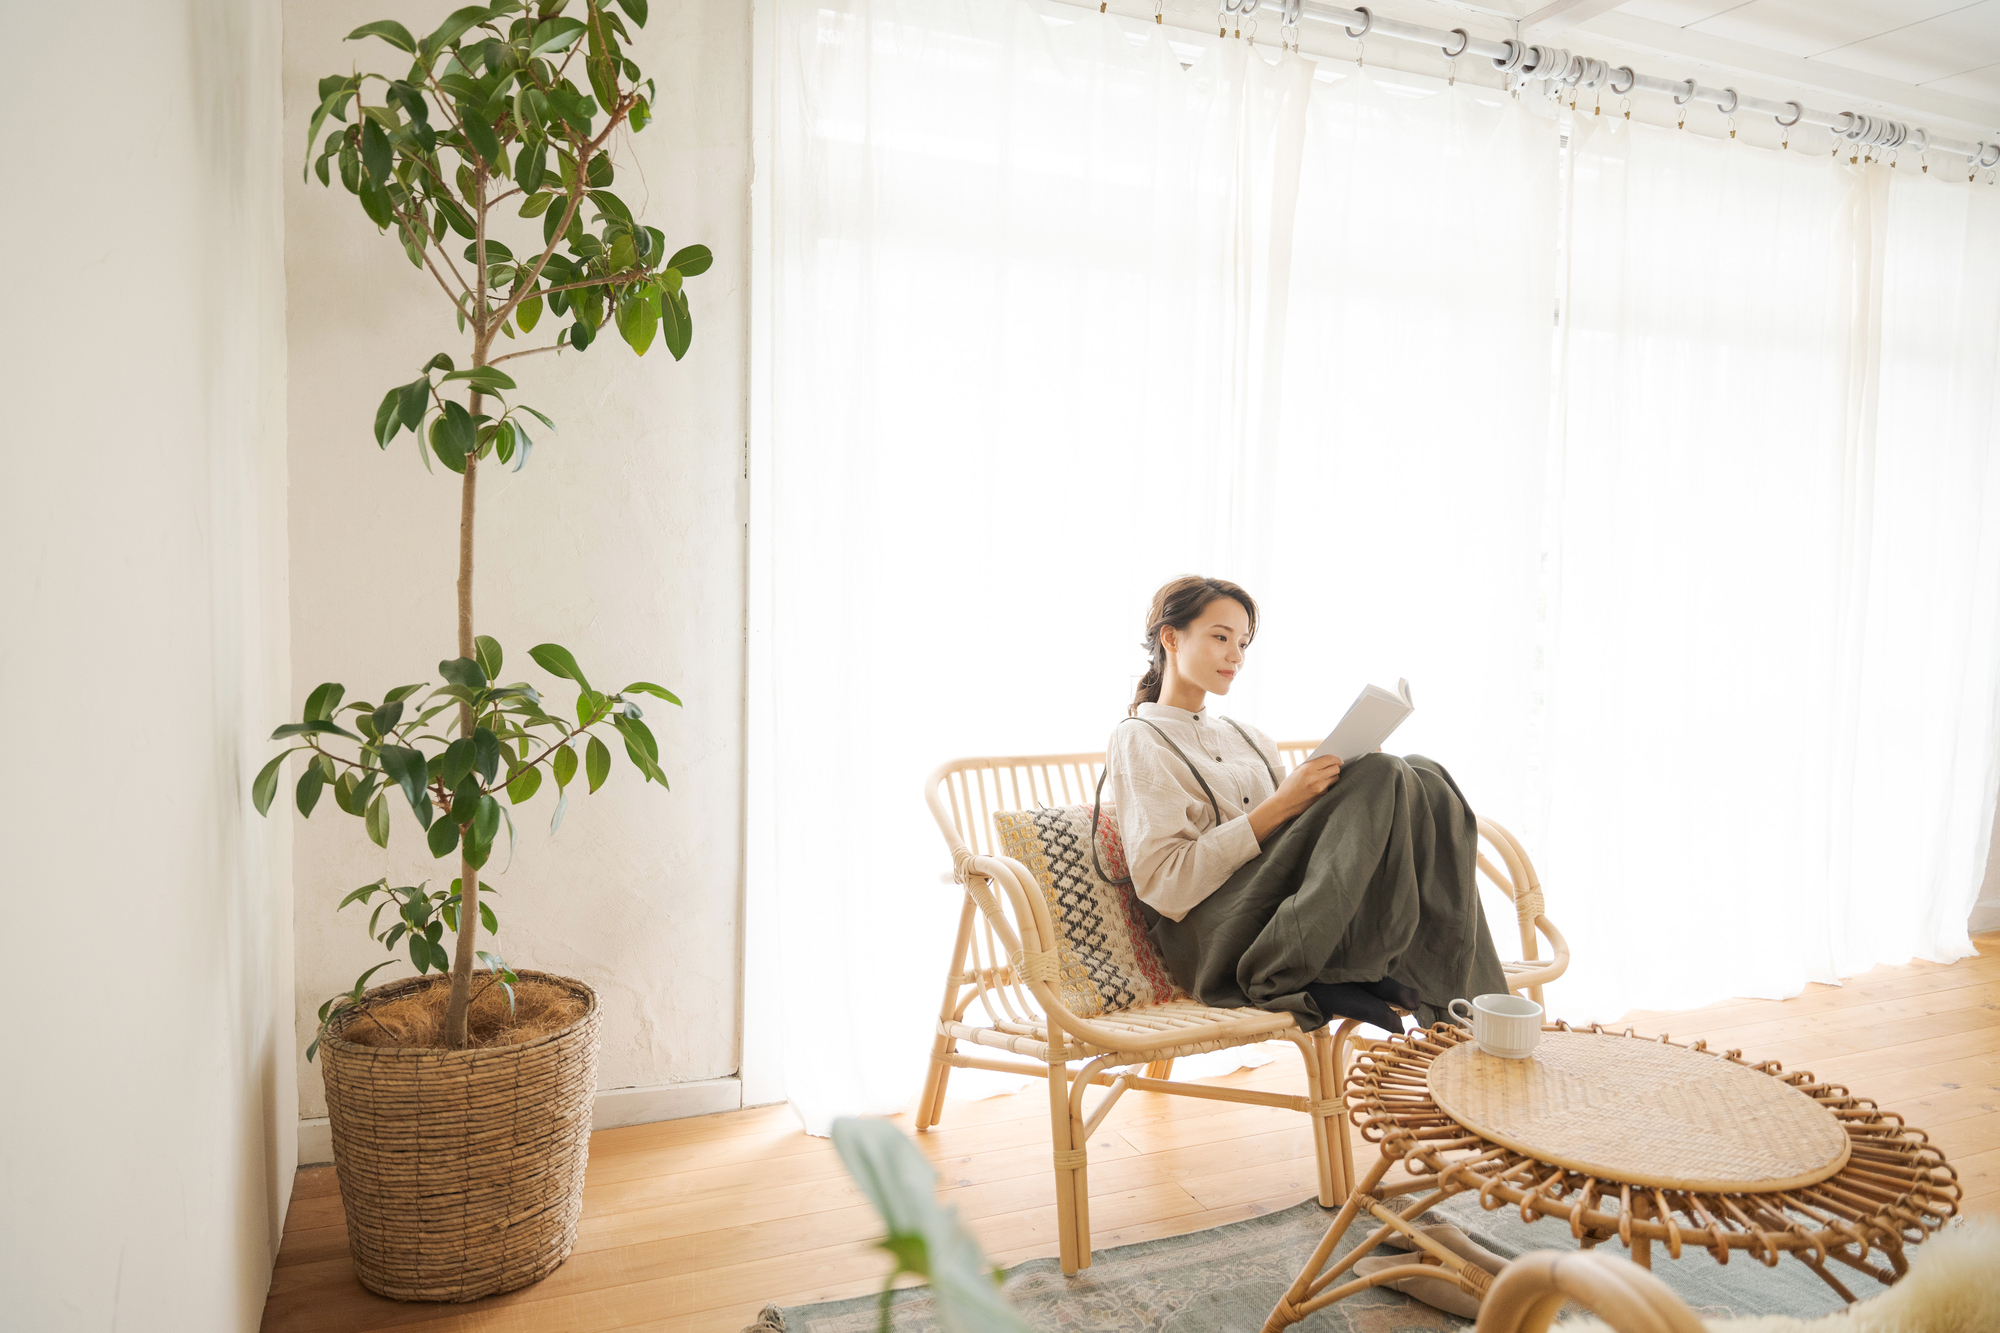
[1103,701,1283,922]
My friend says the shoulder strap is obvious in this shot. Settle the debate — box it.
[1091,717,1224,886]
[1220,716,1282,789]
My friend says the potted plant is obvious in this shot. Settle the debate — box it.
[255,0,707,1301]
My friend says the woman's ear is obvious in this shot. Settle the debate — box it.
[1159,627,1177,656]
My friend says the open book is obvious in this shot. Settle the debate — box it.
[1309,678,1414,764]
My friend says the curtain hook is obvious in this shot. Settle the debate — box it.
[1593,91,1601,116]
[1620,96,1630,120]
[1155,0,1164,23]
[1727,115,1736,139]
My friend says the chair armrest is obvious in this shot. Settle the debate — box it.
[1473,1251,1706,1333]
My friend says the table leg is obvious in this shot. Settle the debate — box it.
[1631,1235,1652,1270]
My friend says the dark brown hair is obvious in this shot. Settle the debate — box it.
[1129,576,1259,715]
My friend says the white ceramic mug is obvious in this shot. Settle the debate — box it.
[1448,993,1544,1059]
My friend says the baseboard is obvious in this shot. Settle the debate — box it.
[1971,899,2000,935]
[296,1075,746,1166]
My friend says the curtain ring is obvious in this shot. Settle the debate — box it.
[1716,87,1738,115]
[1672,78,1697,106]
[1442,27,1470,59]
[1608,65,1635,95]
[1344,5,1371,39]
[1979,142,2000,169]
[1491,39,1527,74]
[1775,101,1802,129]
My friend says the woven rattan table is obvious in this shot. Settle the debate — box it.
[1261,1022,1962,1331]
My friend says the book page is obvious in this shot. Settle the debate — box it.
[1310,680,1415,764]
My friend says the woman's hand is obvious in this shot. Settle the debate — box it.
[1249,755,1341,844]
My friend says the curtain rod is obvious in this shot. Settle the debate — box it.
[1210,0,2000,167]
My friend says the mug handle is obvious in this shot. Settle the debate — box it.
[1448,998,1474,1026]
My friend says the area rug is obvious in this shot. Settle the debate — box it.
[775,1191,1854,1331]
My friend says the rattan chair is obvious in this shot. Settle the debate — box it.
[918,742,1571,1275]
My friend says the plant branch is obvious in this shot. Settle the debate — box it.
[488,343,562,365]
[490,98,635,329]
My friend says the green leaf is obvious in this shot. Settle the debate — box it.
[347,19,418,52]
[438,736,477,787]
[360,117,393,185]
[829,1119,1033,1333]
[252,752,291,816]
[365,793,391,848]
[425,5,493,55]
[304,682,346,722]
[438,656,489,689]
[459,106,502,167]
[270,718,362,741]
[296,763,326,816]
[517,293,543,333]
[398,378,431,432]
[616,287,656,355]
[374,385,403,448]
[480,901,499,933]
[423,352,457,373]
[623,681,681,706]
[357,173,394,228]
[519,190,555,218]
[527,642,592,691]
[442,365,518,392]
[662,288,691,361]
[338,879,387,910]
[370,698,405,736]
[427,816,461,859]
[506,765,542,804]
[551,743,578,789]
[435,195,476,238]
[549,787,569,834]
[409,933,432,973]
[474,635,504,680]
[473,727,502,784]
[567,317,594,352]
[667,244,713,276]
[376,745,430,817]
[451,775,484,824]
[463,796,503,868]
[586,735,610,793]
[516,143,548,195]
[429,937,451,971]
[612,0,649,26]
[530,16,588,55]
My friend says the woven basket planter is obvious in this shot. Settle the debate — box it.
[318,969,602,1302]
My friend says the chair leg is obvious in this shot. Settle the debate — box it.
[1323,1020,1361,1203]
[1142,1058,1175,1081]
[1298,1032,1336,1208]
[1048,1049,1086,1276]
[917,898,978,1131]
[916,1033,955,1131]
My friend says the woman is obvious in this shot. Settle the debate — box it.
[1101,575,1506,1032]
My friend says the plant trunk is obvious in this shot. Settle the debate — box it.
[443,438,480,1047]
[444,164,493,1050]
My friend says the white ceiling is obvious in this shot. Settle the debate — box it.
[1615,0,2000,101]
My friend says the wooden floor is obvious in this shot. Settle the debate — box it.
[263,934,2000,1333]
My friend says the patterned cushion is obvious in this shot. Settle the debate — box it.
[992,805,1182,1018]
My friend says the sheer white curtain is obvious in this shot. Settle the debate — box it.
[763,0,1561,1130]
[1539,119,1998,1016]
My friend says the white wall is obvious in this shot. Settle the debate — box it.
[0,3,294,1330]
[283,1,749,1133]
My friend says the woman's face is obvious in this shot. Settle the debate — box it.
[1164,597,1252,697]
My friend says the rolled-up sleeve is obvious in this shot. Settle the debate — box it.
[1107,729,1264,922]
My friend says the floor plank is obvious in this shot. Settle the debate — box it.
[263,936,2000,1332]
